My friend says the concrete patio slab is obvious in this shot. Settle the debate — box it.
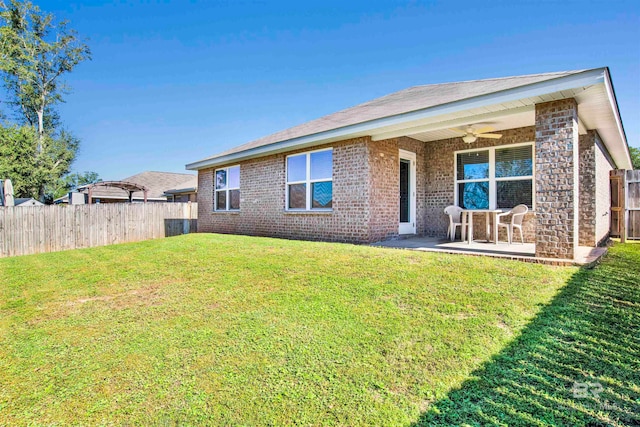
[372,236,607,267]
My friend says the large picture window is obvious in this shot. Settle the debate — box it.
[215,165,240,211]
[455,143,533,210]
[286,149,333,210]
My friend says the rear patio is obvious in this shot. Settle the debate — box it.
[188,68,632,261]
[373,236,608,266]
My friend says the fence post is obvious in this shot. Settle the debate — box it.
[184,202,191,234]
[621,171,627,243]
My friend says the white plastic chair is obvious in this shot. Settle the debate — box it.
[444,205,467,241]
[497,204,528,244]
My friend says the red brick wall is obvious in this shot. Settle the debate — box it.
[594,132,614,245]
[535,99,579,259]
[198,128,542,244]
[579,131,597,246]
[368,138,399,242]
[197,137,376,243]
[198,136,429,244]
[197,112,599,256]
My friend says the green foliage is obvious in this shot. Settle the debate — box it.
[629,146,640,170]
[0,0,90,199]
[2,236,637,424]
[0,124,37,196]
[5,233,626,425]
[48,170,101,201]
[419,242,640,426]
[0,0,90,132]
[0,123,77,200]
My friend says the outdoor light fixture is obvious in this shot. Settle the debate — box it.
[462,134,477,144]
[451,125,502,144]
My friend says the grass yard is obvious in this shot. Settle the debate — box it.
[0,234,638,426]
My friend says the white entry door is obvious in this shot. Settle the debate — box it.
[399,150,416,235]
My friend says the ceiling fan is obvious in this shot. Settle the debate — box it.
[450,125,502,143]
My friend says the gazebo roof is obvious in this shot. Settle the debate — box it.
[79,181,149,204]
[79,180,149,194]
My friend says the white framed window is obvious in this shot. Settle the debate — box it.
[286,148,333,211]
[455,142,534,210]
[214,165,240,211]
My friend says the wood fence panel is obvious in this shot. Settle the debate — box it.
[627,170,640,239]
[628,182,640,209]
[612,170,640,240]
[0,202,198,258]
[629,211,640,240]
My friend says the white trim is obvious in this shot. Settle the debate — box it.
[454,142,535,210]
[214,165,240,211]
[186,69,608,171]
[603,68,633,169]
[399,149,417,235]
[455,140,534,155]
[285,147,333,212]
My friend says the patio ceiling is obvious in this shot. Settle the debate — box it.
[369,82,611,142]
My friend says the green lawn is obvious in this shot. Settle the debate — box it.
[0,234,638,426]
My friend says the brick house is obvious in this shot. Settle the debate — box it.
[186,68,632,260]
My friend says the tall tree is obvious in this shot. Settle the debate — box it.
[49,170,101,201]
[0,124,38,196]
[630,146,640,170]
[0,0,91,199]
[0,124,78,199]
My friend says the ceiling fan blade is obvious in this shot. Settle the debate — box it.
[448,128,466,135]
[473,126,494,135]
[477,133,502,139]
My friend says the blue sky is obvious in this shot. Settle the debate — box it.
[23,1,640,179]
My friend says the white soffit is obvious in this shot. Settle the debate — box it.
[369,85,594,142]
[375,82,630,169]
[577,78,631,169]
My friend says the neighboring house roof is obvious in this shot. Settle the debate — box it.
[163,187,197,196]
[57,171,197,202]
[15,197,43,206]
[186,67,631,170]
[83,171,197,200]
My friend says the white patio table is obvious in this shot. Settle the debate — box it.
[460,209,503,245]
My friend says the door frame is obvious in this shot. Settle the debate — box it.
[398,149,417,235]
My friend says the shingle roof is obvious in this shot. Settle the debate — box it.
[15,197,41,205]
[81,171,197,200]
[197,70,586,163]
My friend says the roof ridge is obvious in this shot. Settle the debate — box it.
[141,170,195,175]
[324,70,590,114]
[404,69,588,91]
[187,68,609,169]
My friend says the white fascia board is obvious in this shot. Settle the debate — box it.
[186,69,606,170]
[602,69,632,169]
[164,187,197,195]
[89,196,167,201]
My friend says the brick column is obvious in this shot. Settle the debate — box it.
[578,131,597,246]
[535,99,579,259]
[197,168,213,232]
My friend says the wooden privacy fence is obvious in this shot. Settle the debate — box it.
[610,170,640,241]
[0,202,197,257]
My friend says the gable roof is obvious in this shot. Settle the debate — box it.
[187,68,631,170]
[53,171,197,203]
[15,197,43,206]
[82,171,197,200]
